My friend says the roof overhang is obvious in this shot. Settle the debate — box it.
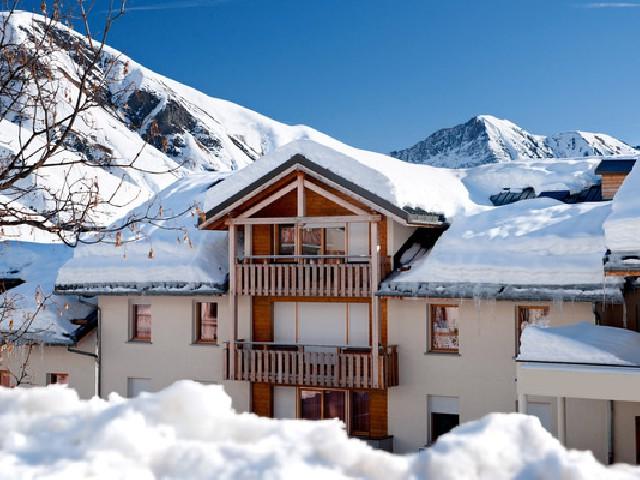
[54,282,228,296]
[377,281,623,303]
[199,154,446,230]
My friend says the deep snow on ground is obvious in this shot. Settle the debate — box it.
[0,381,637,480]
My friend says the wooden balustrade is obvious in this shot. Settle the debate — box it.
[225,343,399,389]
[236,262,371,297]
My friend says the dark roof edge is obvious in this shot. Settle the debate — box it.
[54,282,228,296]
[377,282,624,303]
[200,154,446,226]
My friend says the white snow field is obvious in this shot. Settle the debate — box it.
[0,381,637,480]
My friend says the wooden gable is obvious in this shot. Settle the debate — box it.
[203,168,377,229]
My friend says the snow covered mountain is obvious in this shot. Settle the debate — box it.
[0,12,336,237]
[390,115,637,168]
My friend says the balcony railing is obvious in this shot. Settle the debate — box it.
[225,342,399,389]
[236,256,371,297]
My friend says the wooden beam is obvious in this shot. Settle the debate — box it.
[370,221,380,388]
[303,179,367,215]
[228,224,238,377]
[239,181,297,218]
[228,215,381,226]
[297,171,305,217]
[605,270,640,277]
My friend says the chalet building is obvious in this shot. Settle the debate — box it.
[52,142,640,461]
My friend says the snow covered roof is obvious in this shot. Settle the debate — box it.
[0,242,95,345]
[56,140,612,296]
[202,139,476,225]
[56,173,229,295]
[381,199,623,302]
[604,157,640,254]
[517,323,640,366]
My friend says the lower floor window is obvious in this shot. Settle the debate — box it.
[430,412,459,443]
[428,395,460,444]
[298,388,370,436]
[46,373,69,385]
[300,389,346,423]
[351,391,371,435]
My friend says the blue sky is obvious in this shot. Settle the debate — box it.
[27,0,640,151]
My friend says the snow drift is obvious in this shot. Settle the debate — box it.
[0,381,637,480]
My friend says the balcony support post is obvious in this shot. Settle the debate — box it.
[228,223,238,377]
[371,221,380,388]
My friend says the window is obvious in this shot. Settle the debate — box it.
[195,302,218,343]
[299,389,346,423]
[301,226,322,255]
[516,306,549,353]
[278,224,295,255]
[276,224,348,258]
[324,226,346,256]
[0,370,11,388]
[46,373,69,385]
[429,305,459,352]
[428,395,460,444]
[350,391,370,435]
[131,304,152,342]
[431,413,460,443]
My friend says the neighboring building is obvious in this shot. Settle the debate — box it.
[53,141,640,461]
[0,242,98,397]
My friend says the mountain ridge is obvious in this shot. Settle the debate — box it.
[390,115,637,168]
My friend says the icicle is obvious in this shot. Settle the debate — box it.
[115,231,122,247]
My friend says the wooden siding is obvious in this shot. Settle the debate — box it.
[601,173,627,200]
[253,188,298,218]
[304,188,353,216]
[251,224,272,256]
[378,217,392,279]
[251,383,273,417]
[380,297,388,346]
[252,297,273,342]
[369,389,388,437]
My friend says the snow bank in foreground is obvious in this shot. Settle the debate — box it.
[518,322,640,366]
[0,381,636,479]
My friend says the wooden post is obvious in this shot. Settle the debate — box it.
[244,225,252,261]
[370,221,380,388]
[297,171,305,217]
[228,224,238,378]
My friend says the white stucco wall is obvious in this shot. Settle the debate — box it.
[0,332,97,399]
[387,297,595,453]
[99,294,250,412]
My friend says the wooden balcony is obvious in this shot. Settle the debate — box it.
[236,256,371,297]
[225,342,399,389]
